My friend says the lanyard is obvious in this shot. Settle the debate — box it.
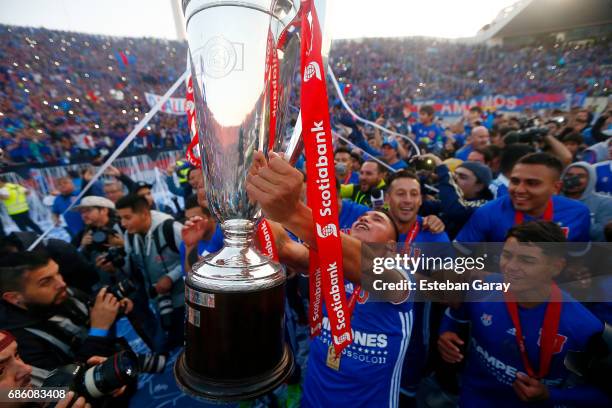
[401,219,421,255]
[503,283,562,378]
[514,199,553,225]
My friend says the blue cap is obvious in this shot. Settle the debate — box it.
[382,138,399,150]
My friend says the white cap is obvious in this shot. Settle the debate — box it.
[74,196,115,210]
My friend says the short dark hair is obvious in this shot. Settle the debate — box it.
[184,194,200,211]
[0,251,51,293]
[386,169,419,192]
[516,152,563,176]
[115,194,150,213]
[469,106,483,114]
[334,147,352,156]
[500,143,535,174]
[505,221,566,258]
[362,160,386,174]
[472,147,493,163]
[350,152,363,165]
[561,132,584,145]
[484,145,502,159]
[419,105,435,116]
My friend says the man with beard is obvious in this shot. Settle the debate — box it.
[0,251,133,370]
[340,160,387,207]
[384,170,450,404]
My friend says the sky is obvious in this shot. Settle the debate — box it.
[0,0,519,40]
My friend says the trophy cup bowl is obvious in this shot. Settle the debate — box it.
[174,0,305,401]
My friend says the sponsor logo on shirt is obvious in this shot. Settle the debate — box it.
[537,329,568,354]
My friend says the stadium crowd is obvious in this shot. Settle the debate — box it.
[0,23,612,408]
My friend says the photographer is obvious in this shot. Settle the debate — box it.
[505,121,573,166]
[0,330,93,408]
[0,252,132,370]
[116,194,185,352]
[0,232,99,296]
[72,197,125,288]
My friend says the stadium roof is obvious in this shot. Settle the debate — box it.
[475,0,612,42]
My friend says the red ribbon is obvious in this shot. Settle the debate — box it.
[265,28,280,151]
[300,0,352,354]
[514,199,553,225]
[401,220,421,255]
[0,330,15,352]
[185,75,201,168]
[309,250,323,337]
[256,218,279,262]
[504,283,563,378]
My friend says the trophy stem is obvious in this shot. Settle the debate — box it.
[222,219,255,248]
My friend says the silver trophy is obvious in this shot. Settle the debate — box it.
[175,0,330,401]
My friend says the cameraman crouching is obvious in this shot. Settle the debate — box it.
[73,197,126,289]
[0,252,137,405]
[0,329,107,408]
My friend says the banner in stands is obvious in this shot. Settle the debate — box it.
[411,93,587,117]
[144,92,187,115]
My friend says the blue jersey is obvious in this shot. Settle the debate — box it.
[455,144,473,161]
[179,224,224,275]
[440,281,607,407]
[593,161,612,195]
[456,195,591,243]
[489,175,509,199]
[389,160,408,170]
[412,123,444,146]
[52,192,84,238]
[339,199,370,235]
[302,282,413,408]
[341,171,360,185]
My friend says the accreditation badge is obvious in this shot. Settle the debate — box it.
[326,345,341,371]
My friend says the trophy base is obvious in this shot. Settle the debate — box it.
[174,343,294,402]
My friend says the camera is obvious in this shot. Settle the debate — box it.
[42,351,138,402]
[409,156,437,172]
[514,126,550,143]
[563,174,583,191]
[104,246,127,268]
[88,227,118,252]
[106,278,137,300]
[157,294,174,329]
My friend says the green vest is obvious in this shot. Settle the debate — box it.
[3,183,29,215]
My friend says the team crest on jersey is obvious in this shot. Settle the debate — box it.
[537,330,568,354]
[480,313,493,326]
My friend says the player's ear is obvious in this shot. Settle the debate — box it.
[552,179,563,195]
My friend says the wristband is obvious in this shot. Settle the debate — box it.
[88,328,109,337]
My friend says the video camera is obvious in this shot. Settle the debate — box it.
[42,350,139,404]
[507,117,550,144]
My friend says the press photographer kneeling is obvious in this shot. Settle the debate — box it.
[0,329,132,408]
[0,252,157,406]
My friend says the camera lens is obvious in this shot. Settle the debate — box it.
[107,278,137,300]
[157,295,174,329]
[91,230,108,244]
[80,351,138,398]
